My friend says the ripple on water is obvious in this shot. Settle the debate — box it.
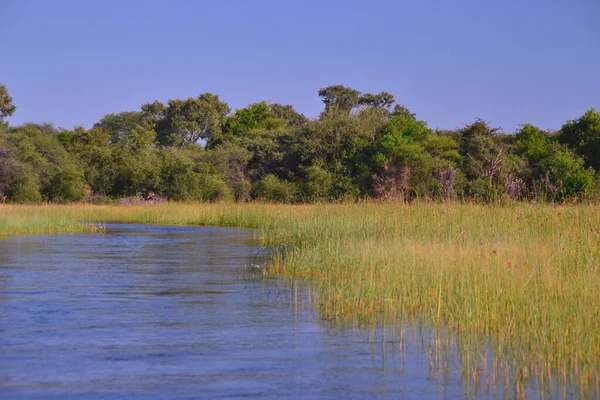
[1,224,546,399]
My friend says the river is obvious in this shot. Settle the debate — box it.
[1,224,547,399]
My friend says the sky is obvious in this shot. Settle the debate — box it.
[1,0,598,132]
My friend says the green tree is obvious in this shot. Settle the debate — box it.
[3,84,596,205]
[543,150,595,200]
[238,132,286,180]
[318,85,361,114]
[159,93,230,147]
[358,91,395,110]
[95,111,145,144]
[203,142,251,201]
[197,173,232,202]
[158,148,203,201]
[3,123,81,200]
[0,84,16,122]
[458,120,504,200]
[252,174,296,202]
[268,103,308,126]
[66,126,115,195]
[111,130,161,197]
[302,165,332,201]
[559,108,600,171]
[391,104,416,119]
[141,100,166,126]
[370,114,435,199]
[9,176,41,203]
[0,126,18,199]
[514,123,548,163]
[48,167,87,202]
[226,101,286,136]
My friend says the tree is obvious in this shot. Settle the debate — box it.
[48,167,87,202]
[95,111,146,144]
[66,126,114,195]
[159,93,230,147]
[0,145,17,199]
[380,114,431,146]
[203,142,252,201]
[318,85,362,114]
[9,176,41,203]
[456,119,504,200]
[559,108,600,171]
[458,120,502,179]
[3,123,79,199]
[543,150,595,201]
[391,104,416,119]
[369,114,436,200]
[111,124,161,197]
[302,165,332,201]
[514,123,548,163]
[141,100,166,126]
[226,101,281,136]
[2,83,596,204]
[425,135,462,200]
[0,84,16,122]
[157,148,204,201]
[269,103,308,126]
[251,174,296,202]
[358,91,395,110]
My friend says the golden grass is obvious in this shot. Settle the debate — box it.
[1,202,599,394]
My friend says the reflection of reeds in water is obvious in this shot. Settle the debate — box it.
[1,202,599,397]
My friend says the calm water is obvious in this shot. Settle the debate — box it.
[0,224,528,399]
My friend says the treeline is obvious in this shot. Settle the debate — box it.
[0,83,598,203]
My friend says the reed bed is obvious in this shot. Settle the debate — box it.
[1,202,599,395]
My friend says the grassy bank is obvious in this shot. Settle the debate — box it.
[1,202,599,393]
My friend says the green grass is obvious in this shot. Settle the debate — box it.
[1,202,599,395]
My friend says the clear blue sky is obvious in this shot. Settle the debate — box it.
[1,0,598,132]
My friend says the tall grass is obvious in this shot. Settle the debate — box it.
[2,202,599,395]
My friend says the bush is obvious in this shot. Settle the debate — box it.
[467,178,501,203]
[564,169,595,200]
[10,177,41,203]
[203,142,251,201]
[544,150,595,201]
[198,174,232,202]
[252,174,296,202]
[159,149,203,201]
[231,179,251,202]
[302,165,332,201]
[47,168,87,202]
[161,169,202,201]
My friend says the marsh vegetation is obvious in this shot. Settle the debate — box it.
[2,202,598,397]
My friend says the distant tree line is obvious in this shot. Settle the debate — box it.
[0,83,598,203]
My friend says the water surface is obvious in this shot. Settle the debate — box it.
[0,224,487,399]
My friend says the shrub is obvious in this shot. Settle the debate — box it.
[47,168,87,202]
[10,177,41,203]
[199,174,231,202]
[467,177,501,203]
[231,179,251,202]
[303,165,332,201]
[564,169,595,200]
[252,174,296,202]
[159,149,203,201]
[544,150,595,201]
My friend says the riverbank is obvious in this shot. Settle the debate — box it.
[2,202,599,395]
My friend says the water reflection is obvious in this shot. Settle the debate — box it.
[0,224,564,399]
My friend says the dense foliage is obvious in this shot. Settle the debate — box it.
[0,83,598,203]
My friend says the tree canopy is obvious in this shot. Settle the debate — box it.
[0,82,597,203]
[0,84,16,122]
